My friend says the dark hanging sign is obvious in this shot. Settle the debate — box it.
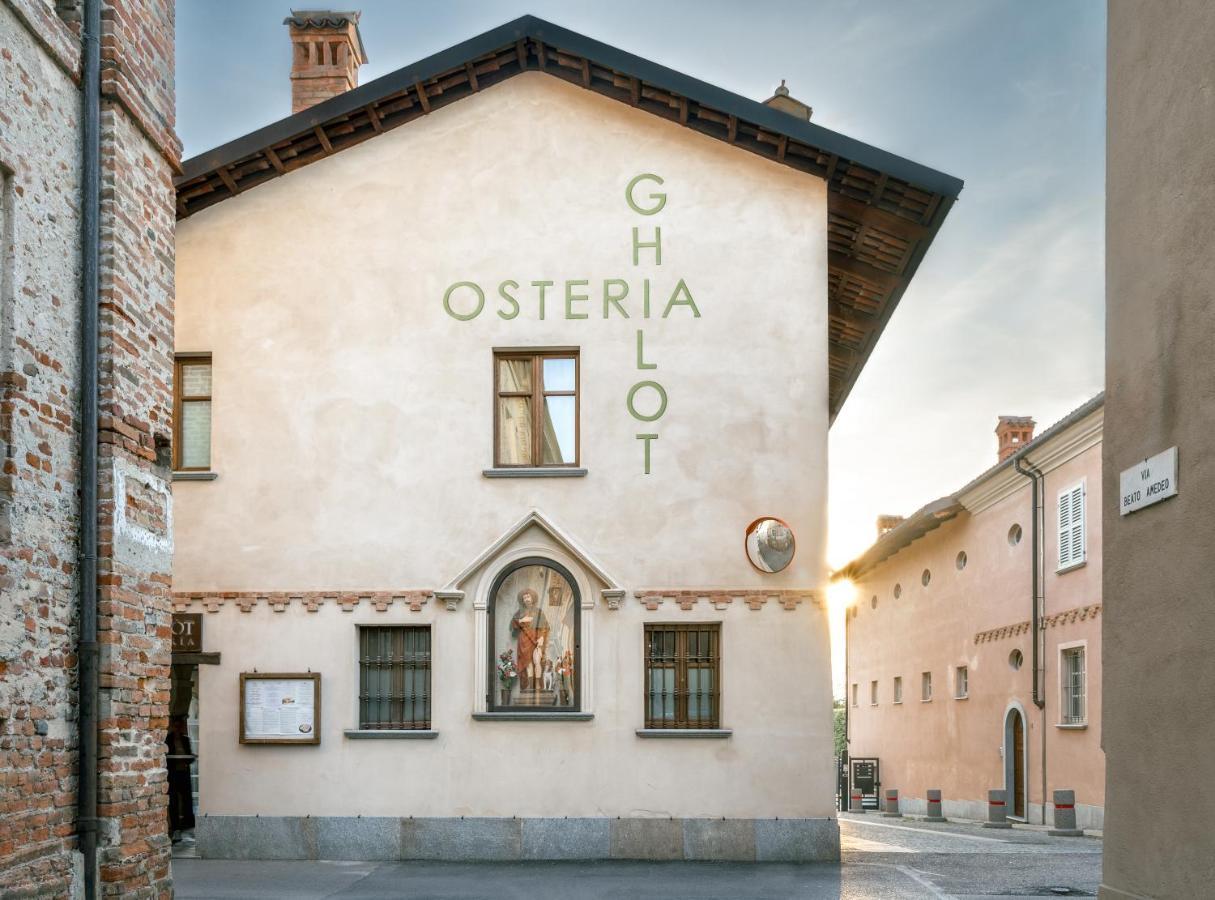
[172,613,203,653]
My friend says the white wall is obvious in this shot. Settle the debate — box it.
[176,73,833,819]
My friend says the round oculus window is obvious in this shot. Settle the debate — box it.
[921,569,932,587]
[870,595,878,610]
[1008,524,1023,546]
[956,551,967,570]
[1009,649,1024,670]
[893,583,902,600]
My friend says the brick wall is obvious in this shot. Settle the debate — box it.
[0,0,178,896]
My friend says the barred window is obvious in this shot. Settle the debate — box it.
[358,626,431,730]
[644,623,720,729]
[1061,646,1086,724]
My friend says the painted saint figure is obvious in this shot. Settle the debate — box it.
[510,588,549,692]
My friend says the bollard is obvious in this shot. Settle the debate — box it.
[882,788,901,818]
[925,788,946,822]
[850,789,864,813]
[1048,789,1084,836]
[982,789,1012,828]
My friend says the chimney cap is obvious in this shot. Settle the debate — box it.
[285,9,368,64]
[762,80,812,121]
[995,414,1035,430]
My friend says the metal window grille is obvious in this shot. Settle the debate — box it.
[644,623,720,729]
[359,626,431,730]
[956,666,968,698]
[1062,648,1085,724]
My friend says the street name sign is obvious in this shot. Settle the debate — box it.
[1119,446,1178,515]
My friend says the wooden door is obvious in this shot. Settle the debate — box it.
[1012,713,1026,818]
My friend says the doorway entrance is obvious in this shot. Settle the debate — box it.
[1004,707,1027,819]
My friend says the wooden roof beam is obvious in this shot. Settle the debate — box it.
[414,80,432,113]
[829,191,929,240]
[465,61,480,92]
[313,126,334,154]
[216,166,239,196]
[828,251,901,293]
[264,146,286,174]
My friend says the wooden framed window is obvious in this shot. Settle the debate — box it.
[174,354,212,471]
[494,350,579,468]
[893,676,903,704]
[358,626,431,730]
[644,623,720,729]
[921,671,933,702]
[955,666,969,699]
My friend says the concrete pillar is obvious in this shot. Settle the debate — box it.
[849,789,864,812]
[1048,789,1084,836]
[925,788,946,822]
[882,789,901,818]
[982,789,1012,828]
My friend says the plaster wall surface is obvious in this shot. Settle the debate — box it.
[1104,2,1215,896]
[848,431,1104,828]
[174,74,833,824]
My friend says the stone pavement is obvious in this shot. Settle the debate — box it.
[172,814,1102,898]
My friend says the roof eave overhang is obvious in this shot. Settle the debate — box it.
[175,14,963,421]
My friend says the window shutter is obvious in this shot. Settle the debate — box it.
[1058,483,1086,568]
[1058,487,1072,565]
[1070,485,1086,564]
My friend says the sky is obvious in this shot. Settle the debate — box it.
[176,1,1106,691]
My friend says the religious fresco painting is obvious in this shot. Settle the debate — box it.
[491,561,579,709]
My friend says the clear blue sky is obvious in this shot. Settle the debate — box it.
[176,0,1106,568]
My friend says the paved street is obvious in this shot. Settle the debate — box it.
[172,814,1102,899]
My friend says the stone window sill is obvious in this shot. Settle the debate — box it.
[472,712,593,721]
[1056,560,1087,575]
[636,728,732,739]
[954,695,969,701]
[173,470,218,482]
[482,468,587,478]
[1055,722,1088,730]
[344,729,438,739]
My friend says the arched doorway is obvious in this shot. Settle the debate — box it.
[1004,706,1027,819]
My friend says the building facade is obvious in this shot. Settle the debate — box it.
[0,0,179,896]
[841,397,1105,829]
[169,15,960,862]
[1103,1,1215,896]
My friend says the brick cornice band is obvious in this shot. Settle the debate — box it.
[973,603,1102,644]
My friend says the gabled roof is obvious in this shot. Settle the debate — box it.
[834,393,1105,581]
[175,14,963,421]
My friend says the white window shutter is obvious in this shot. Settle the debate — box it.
[1058,483,1086,568]
[1071,485,1086,563]
[1058,487,1072,566]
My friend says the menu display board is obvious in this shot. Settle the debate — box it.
[239,673,321,745]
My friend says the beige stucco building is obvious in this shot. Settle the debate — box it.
[169,14,960,861]
[840,396,1105,829]
[1103,1,1215,896]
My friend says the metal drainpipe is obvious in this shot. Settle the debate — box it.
[1013,453,1047,824]
[78,0,101,895]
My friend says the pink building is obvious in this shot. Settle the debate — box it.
[839,395,1104,829]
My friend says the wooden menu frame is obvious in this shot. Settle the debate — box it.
[239,672,321,745]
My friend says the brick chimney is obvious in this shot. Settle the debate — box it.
[285,10,367,114]
[996,415,1036,463]
[763,80,812,121]
[876,514,904,538]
